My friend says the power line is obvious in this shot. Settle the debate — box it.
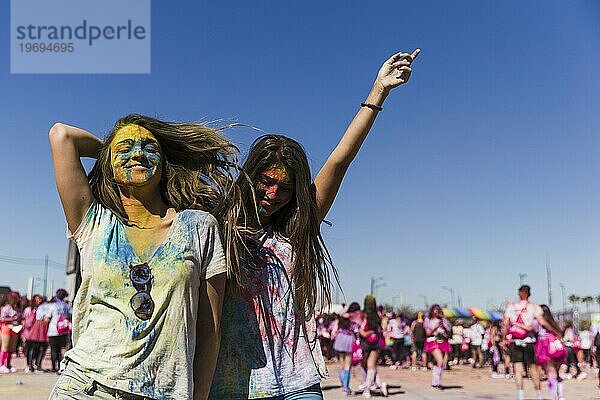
[0,254,64,270]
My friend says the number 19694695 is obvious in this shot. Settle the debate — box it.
[19,43,74,52]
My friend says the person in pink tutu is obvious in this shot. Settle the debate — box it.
[534,305,566,400]
[333,302,361,395]
[424,304,451,390]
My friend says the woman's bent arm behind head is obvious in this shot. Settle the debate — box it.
[49,123,103,233]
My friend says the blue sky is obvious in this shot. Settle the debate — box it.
[1,1,599,310]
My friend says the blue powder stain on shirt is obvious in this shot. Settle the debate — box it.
[132,328,157,374]
[178,210,192,225]
[128,327,161,395]
[150,210,194,269]
[128,362,168,399]
[124,317,148,339]
[140,327,157,358]
[128,373,154,397]
[101,224,136,266]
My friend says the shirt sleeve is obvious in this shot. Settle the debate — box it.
[67,201,101,245]
[0,306,12,318]
[199,213,227,280]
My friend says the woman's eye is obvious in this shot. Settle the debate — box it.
[115,146,131,154]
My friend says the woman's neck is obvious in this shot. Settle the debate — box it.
[119,186,169,228]
[259,213,272,226]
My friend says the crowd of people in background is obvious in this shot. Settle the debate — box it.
[1,284,599,399]
[317,286,600,398]
[0,289,72,374]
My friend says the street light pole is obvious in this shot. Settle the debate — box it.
[370,276,385,297]
[441,286,455,307]
[374,282,386,298]
[518,273,527,286]
[418,294,428,310]
[546,260,552,307]
[43,254,49,298]
[559,283,566,312]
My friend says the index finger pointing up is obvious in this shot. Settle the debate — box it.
[411,48,421,61]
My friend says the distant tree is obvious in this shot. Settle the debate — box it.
[582,296,594,313]
[568,294,580,310]
[596,295,600,313]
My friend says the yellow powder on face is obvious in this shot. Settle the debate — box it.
[110,124,162,186]
[112,124,156,145]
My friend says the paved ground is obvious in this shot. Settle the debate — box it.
[321,363,600,400]
[0,356,59,399]
[1,356,599,399]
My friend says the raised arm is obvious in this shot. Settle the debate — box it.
[314,49,420,221]
[49,123,103,232]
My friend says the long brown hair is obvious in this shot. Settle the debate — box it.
[363,295,381,331]
[540,304,563,335]
[225,134,339,320]
[88,114,240,223]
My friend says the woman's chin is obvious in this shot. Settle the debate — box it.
[117,179,160,191]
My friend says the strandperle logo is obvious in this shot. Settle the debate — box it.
[11,0,151,74]
[15,20,147,46]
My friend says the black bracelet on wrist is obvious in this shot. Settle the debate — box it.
[361,102,383,112]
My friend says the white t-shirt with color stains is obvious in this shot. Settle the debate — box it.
[210,229,326,399]
[65,202,226,399]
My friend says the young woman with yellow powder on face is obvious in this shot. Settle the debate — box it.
[48,115,238,400]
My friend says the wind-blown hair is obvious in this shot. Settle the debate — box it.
[225,134,338,321]
[88,114,240,223]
